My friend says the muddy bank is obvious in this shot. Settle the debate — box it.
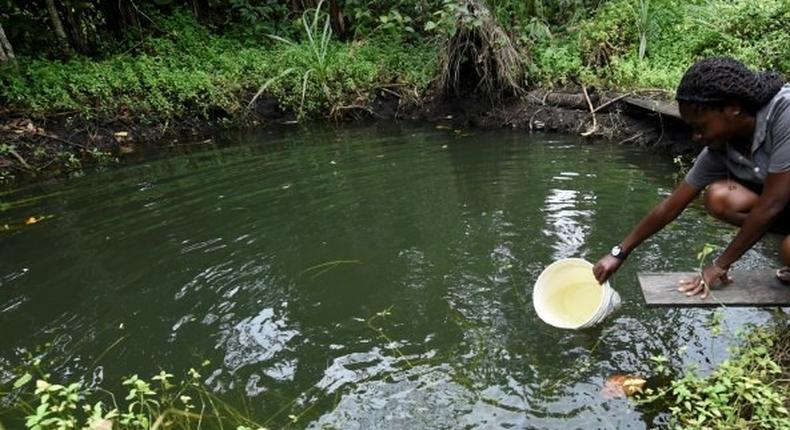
[0,89,693,187]
[412,90,692,152]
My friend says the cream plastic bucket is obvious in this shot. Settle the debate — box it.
[533,258,621,329]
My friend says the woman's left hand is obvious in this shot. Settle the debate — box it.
[678,264,732,299]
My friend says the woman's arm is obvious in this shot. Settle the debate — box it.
[715,171,790,268]
[678,171,790,298]
[593,181,701,284]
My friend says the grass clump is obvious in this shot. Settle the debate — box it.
[2,1,786,121]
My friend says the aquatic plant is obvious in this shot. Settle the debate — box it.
[1,360,267,430]
[696,243,716,273]
[639,323,790,429]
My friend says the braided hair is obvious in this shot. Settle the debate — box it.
[676,57,785,114]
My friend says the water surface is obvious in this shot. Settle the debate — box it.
[0,123,783,428]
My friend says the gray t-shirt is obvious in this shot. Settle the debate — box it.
[685,84,790,189]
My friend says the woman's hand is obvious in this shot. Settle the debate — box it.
[677,264,732,299]
[593,255,623,285]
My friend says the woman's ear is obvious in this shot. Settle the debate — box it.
[722,103,743,117]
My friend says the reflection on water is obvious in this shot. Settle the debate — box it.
[543,188,594,260]
[0,124,784,428]
[219,306,298,373]
[310,364,471,429]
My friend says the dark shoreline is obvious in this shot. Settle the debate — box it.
[0,89,695,188]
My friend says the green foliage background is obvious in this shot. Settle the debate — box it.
[0,10,437,121]
[533,0,790,90]
[1,0,788,120]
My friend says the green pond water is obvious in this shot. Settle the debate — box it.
[0,123,784,428]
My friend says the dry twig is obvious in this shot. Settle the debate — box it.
[581,85,597,136]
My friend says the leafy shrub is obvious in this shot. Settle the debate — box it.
[640,325,790,429]
[343,0,444,40]
[532,0,790,90]
[530,36,586,87]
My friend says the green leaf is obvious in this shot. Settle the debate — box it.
[13,372,32,389]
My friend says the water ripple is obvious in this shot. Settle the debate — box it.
[0,126,782,429]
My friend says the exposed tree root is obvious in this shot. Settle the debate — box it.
[436,0,527,101]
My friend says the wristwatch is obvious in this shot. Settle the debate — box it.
[610,245,627,260]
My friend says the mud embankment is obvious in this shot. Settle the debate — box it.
[0,89,694,186]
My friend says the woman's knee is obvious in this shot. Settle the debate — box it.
[702,180,760,222]
[703,181,735,219]
[781,236,790,266]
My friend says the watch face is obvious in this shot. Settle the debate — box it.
[611,246,622,257]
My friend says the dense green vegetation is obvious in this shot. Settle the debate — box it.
[534,0,790,89]
[0,1,787,120]
[0,9,437,121]
[0,0,448,121]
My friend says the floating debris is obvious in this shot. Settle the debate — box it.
[602,374,647,399]
[23,214,54,225]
